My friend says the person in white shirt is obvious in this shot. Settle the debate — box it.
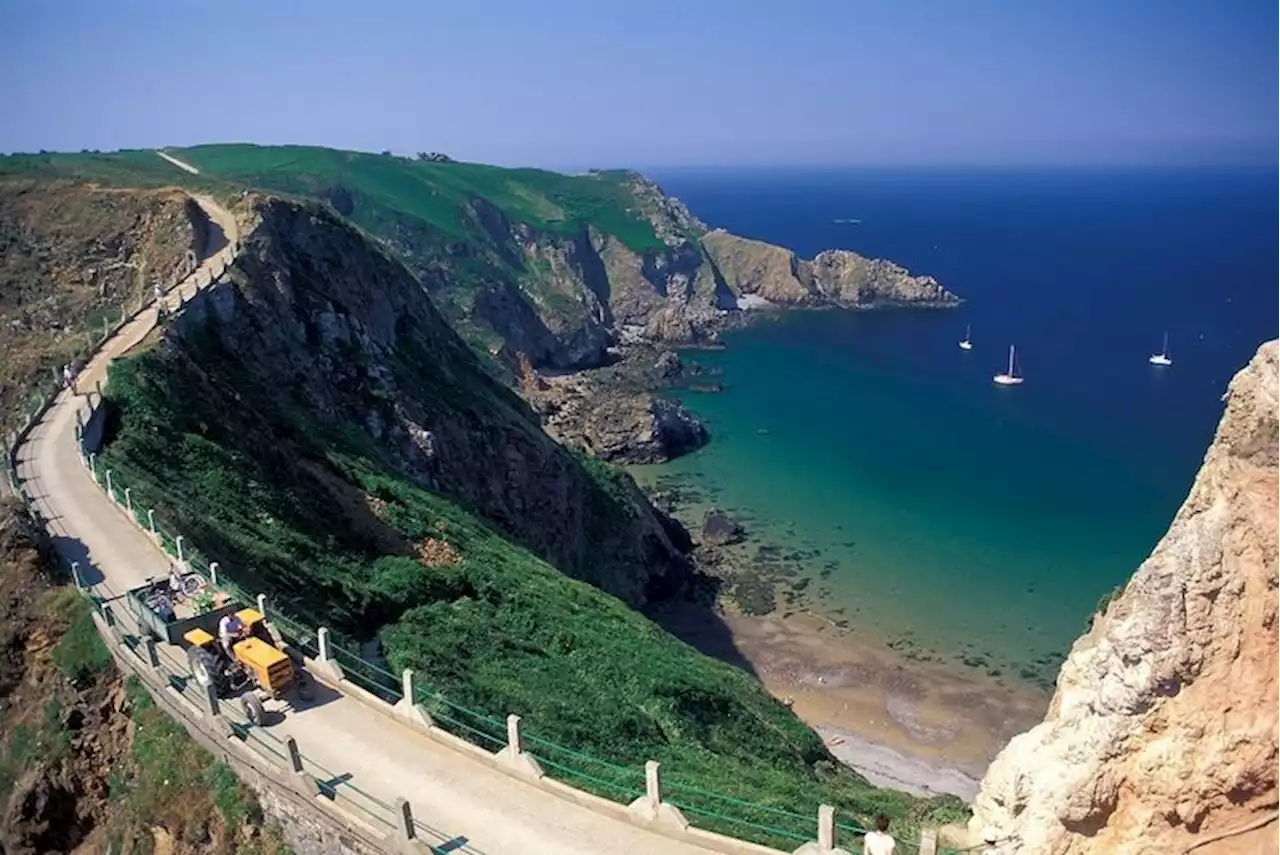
[218,612,246,659]
[863,814,896,855]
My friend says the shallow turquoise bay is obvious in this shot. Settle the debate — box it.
[638,166,1277,685]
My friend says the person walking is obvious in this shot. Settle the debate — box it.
[863,814,896,855]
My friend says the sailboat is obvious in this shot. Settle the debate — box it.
[993,345,1024,385]
[959,324,973,350]
[1149,332,1172,366]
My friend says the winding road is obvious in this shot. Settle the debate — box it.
[13,189,772,855]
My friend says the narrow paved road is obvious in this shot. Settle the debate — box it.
[15,196,751,855]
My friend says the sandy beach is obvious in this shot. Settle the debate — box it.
[652,602,1050,801]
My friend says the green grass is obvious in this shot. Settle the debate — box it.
[171,143,665,253]
[46,588,113,683]
[97,340,966,849]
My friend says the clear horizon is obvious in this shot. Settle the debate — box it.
[2,0,1274,169]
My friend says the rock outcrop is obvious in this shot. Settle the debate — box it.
[702,230,959,309]
[970,340,1279,855]
[701,508,746,546]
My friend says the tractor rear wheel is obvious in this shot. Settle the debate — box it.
[241,692,266,727]
[188,646,218,689]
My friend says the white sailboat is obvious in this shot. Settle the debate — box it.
[1149,332,1172,366]
[993,345,1024,385]
[959,324,973,350]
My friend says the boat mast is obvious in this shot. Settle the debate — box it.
[1162,331,1169,356]
[1008,345,1015,377]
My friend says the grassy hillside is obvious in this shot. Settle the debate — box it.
[171,143,666,252]
[98,343,964,847]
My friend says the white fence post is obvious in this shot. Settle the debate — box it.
[209,561,219,585]
[124,487,133,514]
[791,804,848,855]
[317,627,330,662]
[393,669,433,728]
[175,535,184,565]
[104,470,114,500]
[393,797,416,843]
[71,561,83,589]
[147,508,157,538]
[498,713,545,779]
[256,593,267,617]
[88,453,97,482]
[627,760,689,832]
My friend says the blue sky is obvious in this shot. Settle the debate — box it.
[2,0,1274,167]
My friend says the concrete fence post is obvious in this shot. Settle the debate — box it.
[310,627,345,683]
[627,760,690,831]
[175,535,185,565]
[103,604,117,628]
[393,669,433,728]
[71,561,84,590]
[284,733,306,776]
[104,470,114,501]
[497,713,545,779]
[88,453,97,482]
[209,562,219,585]
[202,681,234,737]
[394,797,416,843]
[918,829,938,855]
[94,379,103,399]
[147,508,157,538]
[75,408,84,430]
[256,593,267,617]
[124,487,133,514]
[74,424,83,445]
[790,804,850,855]
[143,637,160,669]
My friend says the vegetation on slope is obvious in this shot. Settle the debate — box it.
[0,177,198,437]
[97,338,965,847]
[171,143,667,253]
[0,499,292,855]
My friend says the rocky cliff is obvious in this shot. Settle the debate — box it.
[970,340,1279,855]
[153,195,691,607]
[701,229,958,309]
[146,146,957,372]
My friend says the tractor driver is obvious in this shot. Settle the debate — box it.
[218,612,248,659]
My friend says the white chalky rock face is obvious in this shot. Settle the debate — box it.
[970,340,1278,855]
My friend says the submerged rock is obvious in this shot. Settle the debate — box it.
[702,508,746,546]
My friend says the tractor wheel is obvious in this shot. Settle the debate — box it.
[188,646,218,689]
[241,692,266,727]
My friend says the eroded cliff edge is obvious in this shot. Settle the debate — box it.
[971,340,1279,854]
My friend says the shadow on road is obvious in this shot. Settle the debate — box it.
[49,533,104,586]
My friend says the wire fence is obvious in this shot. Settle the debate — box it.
[1,245,967,855]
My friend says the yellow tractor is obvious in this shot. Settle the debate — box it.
[184,606,311,725]
[128,577,312,726]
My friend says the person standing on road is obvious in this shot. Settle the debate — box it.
[863,814,896,855]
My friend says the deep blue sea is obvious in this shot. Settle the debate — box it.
[637,166,1277,684]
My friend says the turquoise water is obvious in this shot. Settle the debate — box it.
[639,167,1277,684]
